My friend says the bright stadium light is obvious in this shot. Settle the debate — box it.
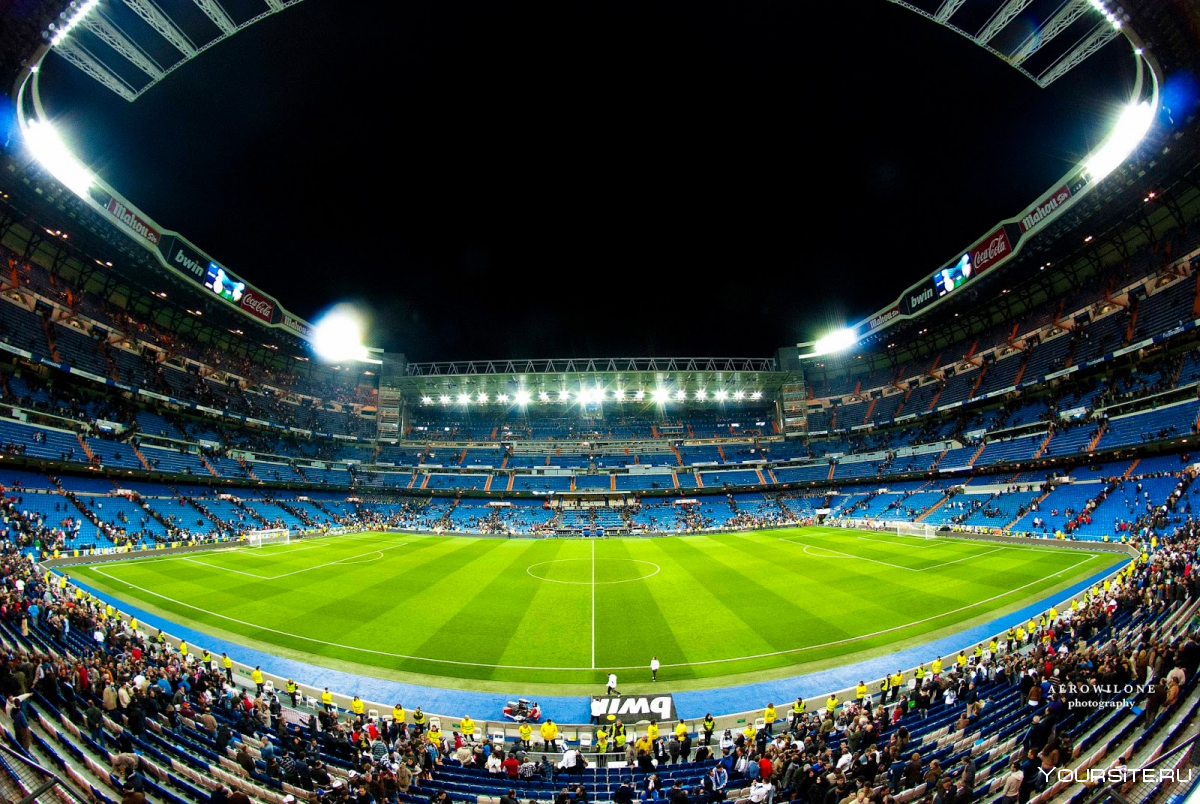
[715,389,728,401]
[312,306,370,363]
[421,395,433,405]
[48,0,101,46]
[751,391,763,400]
[1086,101,1154,181]
[634,389,646,401]
[538,390,550,402]
[23,119,94,197]
[813,327,859,356]
[497,393,509,403]
[439,394,451,405]
[457,393,471,405]
[695,389,707,400]
[733,390,745,400]
[614,388,625,401]
[652,388,669,404]
[558,389,570,402]
[515,389,531,406]
[477,392,489,404]
[674,389,687,401]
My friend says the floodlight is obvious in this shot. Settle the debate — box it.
[497,393,509,403]
[312,306,370,363]
[715,390,728,401]
[733,390,745,400]
[652,388,669,404]
[634,389,646,401]
[695,389,707,400]
[515,389,531,406]
[439,395,451,405]
[1086,102,1154,181]
[421,396,433,405]
[558,389,570,402]
[674,389,687,401]
[614,389,626,401]
[751,391,763,400]
[813,327,858,356]
[48,0,100,45]
[538,391,550,402]
[23,119,94,198]
[457,393,471,405]
[477,392,489,404]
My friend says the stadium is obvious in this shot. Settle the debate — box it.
[0,1,1195,804]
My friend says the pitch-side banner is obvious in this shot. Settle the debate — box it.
[594,694,676,723]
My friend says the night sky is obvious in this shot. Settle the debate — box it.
[35,0,1138,362]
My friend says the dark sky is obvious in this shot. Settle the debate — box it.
[36,0,1138,362]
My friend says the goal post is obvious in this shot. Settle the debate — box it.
[246,528,290,548]
[896,522,937,540]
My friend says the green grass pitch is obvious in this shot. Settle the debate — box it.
[68,527,1123,688]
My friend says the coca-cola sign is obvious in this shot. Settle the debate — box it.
[106,199,160,245]
[970,227,1012,276]
[240,289,276,323]
[1020,185,1071,233]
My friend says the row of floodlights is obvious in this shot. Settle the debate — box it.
[419,389,765,405]
[45,0,100,46]
[1087,0,1124,30]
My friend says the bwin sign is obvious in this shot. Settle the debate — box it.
[596,695,676,722]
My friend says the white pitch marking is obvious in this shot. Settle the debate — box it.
[789,539,1007,572]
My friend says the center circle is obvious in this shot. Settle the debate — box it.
[526,558,661,585]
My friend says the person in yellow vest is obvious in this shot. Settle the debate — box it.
[931,657,943,676]
[351,696,365,719]
[987,639,998,657]
[201,650,212,673]
[58,574,67,591]
[1038,614,1047,630]
[541,719,559,752]
[1150,535,1158,550]
[973,645,983,663]
[1103,534,1110,542]
[826,694,839,714]
[460,715,476,742]
[635,732,653,756]
[763,703,777,735]
[105,603,114,619]
[855,681,867,703]
[412,707,426,735]
[1027,618,1037,638]
[128,616,138,634]
[614,720,626,748]
[879,675,890,700]
[1104,579,1113,592]
[647,720,659,742]
[285,678,298,707]
[393,703,406,733]
[155,630,165,646]
[701,715,714,744]
[1015,625,1026,645]
[596,726,609,754]
[427,722,442,748]
[251,666,265,695]
[222,653,233,684]
[179,641,188,661]
[915,664,926,685]
[321,688,333,712]
[1120,533,1127,543]
[742,722,756,742]
[674,720,688,742]
[791,698,806,726]
[956,651,967,669]
[890,671,903,702]
[518,722,532,749]
[1070,599,1079,612]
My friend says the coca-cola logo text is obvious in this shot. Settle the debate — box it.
[970,229,1011,274]
[240,290,275,323]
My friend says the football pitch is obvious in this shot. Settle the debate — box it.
[68,527,1124,689]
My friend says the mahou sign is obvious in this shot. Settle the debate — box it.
[240,289,276,323]
[1020,185,1072,233]
[106,199,160,245]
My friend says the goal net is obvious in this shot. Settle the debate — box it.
[896,522,937,540]
[246,528,290,548]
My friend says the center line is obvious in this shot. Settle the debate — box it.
[590,539,596,670]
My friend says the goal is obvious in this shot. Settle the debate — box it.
[896,522,937,540]
[246,528,290,548]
